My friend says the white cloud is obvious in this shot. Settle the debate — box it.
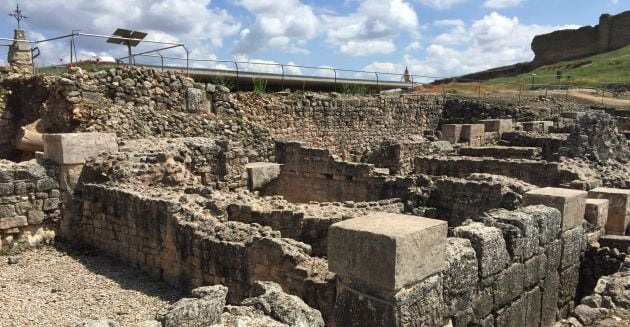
[482,0,523,9]
[0,0,240,65]
[611,0,619,4]
[322,0,419,56]
[434,19,465,27]
[234,0,319,54]
[340,40,396,56]
[404,41,422,52]
[364,12,580,80]
[417,0,468,10]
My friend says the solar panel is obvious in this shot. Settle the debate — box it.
[106,28,147,47]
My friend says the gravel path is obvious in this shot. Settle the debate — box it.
[0,244,184,327]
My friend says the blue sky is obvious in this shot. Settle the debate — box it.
[0,0,627,80]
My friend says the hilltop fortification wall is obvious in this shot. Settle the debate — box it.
[532,11,630,67]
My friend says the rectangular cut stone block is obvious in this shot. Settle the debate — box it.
[0,216,27,229]
[588,187,630,236]
[246,162,281,190]
[584,198,609,232]
[460,124,485,147]
[479,119,513,135]
[328,213,447,293]
[441,124,462,144]
[522,121,554,133]
[523,187,587,231]
[43,133,118,164]
[453,222,510,278]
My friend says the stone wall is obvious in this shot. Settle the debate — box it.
[501,131,568,161]
[363,139,454,175]
[0,159,60,249]
[82,138,249,190]
[441,98,560,124]
[532,11,630,67]
[236,93,443,158]
[414,156,582,187]
[430,174,536,226]
[72,184,336,322]
[445,205,587,326]
[326,204,590,326]
[225,197,403,257]
[261,142,415,203]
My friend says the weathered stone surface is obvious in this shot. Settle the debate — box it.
[332,274,447,327]
[328,213,447,293]
[157,285,227,327]
[442,124,463,144]
[461,124,485,147]
[0,215,27,229]
[484,207,541,261]
[246,162,281,190]
[524,254,547,289]
[541,272,560,327]
[561,227,584,269]
[588,187,630,235]
[43,133,118,164]
[453,223,510,278]
[525,287,542,327]
[444,238,478,292]
[495,294,526,327]
[523,187,587,231]
[584,198,609,232]
[559,264,581,306]
[242,281,324,327]
[185,88,208,113]
[493,263,524,309]
[479,119,513,135]
[70,320,118,327]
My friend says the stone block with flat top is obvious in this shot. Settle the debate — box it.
[588,187,630,235]
[479,119,513,135]
[43,133,118,164]
[441,124,463,144]
[461,124,485,147]
[523,187,587,231]
[246,162,281,190]
[328,213,447,294]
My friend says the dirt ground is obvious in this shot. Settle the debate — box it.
[0,244,184,327]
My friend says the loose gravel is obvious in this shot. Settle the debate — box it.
[0,244,184,327]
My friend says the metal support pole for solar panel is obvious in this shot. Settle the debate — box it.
[127,42,132,66]
[234,61,240,91]
[281,65,285,90]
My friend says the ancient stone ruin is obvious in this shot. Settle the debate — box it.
[1,62,629,326]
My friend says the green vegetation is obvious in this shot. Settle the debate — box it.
[252,78,268,95]
[340,83,370,95]
[486,45,630,87]
[212,76,236,91]
[0,240,33,256]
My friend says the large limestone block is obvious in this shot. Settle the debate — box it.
[441,124,462,144]
[461,124,485,147]
[43,133,118,164]
[479,119,513,135]
[328,213,447,293]
[453,222,510,278]
[246,162,281,190]
[523,187,587,231]
[588,187,630,235]
[584,198,609,232]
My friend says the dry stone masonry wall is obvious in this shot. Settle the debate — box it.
[236,93,443,158]
[0,159,60,249]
